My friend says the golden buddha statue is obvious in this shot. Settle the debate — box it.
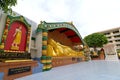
[47,38,84,57]
[11,26,22,50]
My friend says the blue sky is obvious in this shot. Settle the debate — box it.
[12,0,120,38]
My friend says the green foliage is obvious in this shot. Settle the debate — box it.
[84,33,108,48]
[0,0,17,13]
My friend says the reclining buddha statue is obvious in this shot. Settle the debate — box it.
[47,38,84,57]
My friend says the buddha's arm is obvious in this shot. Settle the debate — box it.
[13,29,17,37]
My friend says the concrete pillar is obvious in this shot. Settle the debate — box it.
[0,13,7,42]
[30,49,37,58]
[35,32,42,59]
[28,28,32,53]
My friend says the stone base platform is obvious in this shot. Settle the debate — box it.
[0,60,38,80]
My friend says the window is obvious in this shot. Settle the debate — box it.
[113,30,119,34]
[116,44,120,46]
[104,32,110,35]
[109,41,113,43]
[114,35,120,38]
[115,39,120,42]
[107,36,111,39]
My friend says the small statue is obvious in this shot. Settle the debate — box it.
[11,26,22,50]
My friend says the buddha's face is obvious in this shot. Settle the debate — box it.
[19,26,22,30]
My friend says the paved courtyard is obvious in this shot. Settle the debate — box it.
[16,60,120,80]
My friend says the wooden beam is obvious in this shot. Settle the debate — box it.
[60,29,69,33]
[49,29,55,32]
[67,34,77,38]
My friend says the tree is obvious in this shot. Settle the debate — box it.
[84,33,108,52]
[0,0,17,13]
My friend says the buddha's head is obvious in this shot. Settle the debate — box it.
[17,26,22,30]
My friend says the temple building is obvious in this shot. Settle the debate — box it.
[0,11,90,80]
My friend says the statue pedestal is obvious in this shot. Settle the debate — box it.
[11,46,19,50]
[0,60,38,80]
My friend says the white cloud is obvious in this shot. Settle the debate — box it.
[12,0,120,38]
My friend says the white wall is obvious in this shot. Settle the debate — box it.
[103,43,118,61]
